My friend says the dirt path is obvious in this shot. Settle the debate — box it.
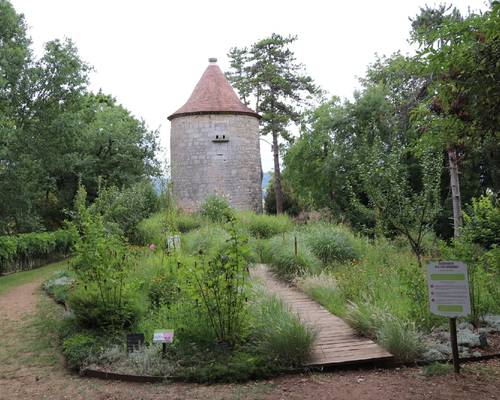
[0,276,499,399]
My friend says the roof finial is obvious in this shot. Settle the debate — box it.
[208,57,217,64]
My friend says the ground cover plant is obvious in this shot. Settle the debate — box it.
[44,195,317,382]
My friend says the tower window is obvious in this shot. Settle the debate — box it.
[212,134,229,143]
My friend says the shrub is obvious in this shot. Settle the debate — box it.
[136,213,164,246]
[69,285,143,331]
[0,229,75,274]
[376,318,425,362]
[344,302,382,339]
[92,181,160,242]
[176,213,202,233]
[70,186,143,331]
[181,225,228,256]
[148,262,180,308]
[183,223,251,345]
[462,194,500,250]
[264,234,321,280]
[237,212,293,239]
[127,344,174,376]
[62,333,100,370]
[200,195,233,223]
[345,302,425,362]
[252,294,316,367]
[43,270,74,304]
[305,225,359,265]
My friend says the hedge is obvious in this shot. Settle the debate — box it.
[0,229,76,274]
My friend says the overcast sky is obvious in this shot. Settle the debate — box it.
[12,0,488,173]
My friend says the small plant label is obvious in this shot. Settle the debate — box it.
[427,261,471,317]
[153,329,174,343]
[165,235,181,251]
[126,333,145,353]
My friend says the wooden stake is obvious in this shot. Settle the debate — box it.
[449,317,460,373]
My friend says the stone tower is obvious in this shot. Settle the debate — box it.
[168,58,262,212]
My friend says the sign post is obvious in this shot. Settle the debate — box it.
[427,261,471,373]
[153,329,174,357]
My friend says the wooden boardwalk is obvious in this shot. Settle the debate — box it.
[252,264,393,367]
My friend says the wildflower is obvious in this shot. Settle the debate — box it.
[149,243,157,251]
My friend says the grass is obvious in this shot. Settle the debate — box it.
[0,259,69,295]
[252,292,317,367]
[422,362,454,377]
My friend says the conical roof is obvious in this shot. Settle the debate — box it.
[168,59,259,121]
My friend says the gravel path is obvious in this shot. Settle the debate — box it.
[0,274,499,399]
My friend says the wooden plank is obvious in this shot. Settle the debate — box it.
[251,264,394,368]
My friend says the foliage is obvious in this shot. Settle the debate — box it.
[304,225,359,265]
[184,223,251,345]
[200,195,234,223]
[227,33,321,214]
[345,302,425,362]
[62,333,100,370]
[92,181,160,242]
[176,212,202,233]
[42,270,74,304]
[264,174,303,216]
[148,259,181,308]
[252,293,316,367]
[422,362,453,377]
[461,195,500,250]
[0,1,159,233]
[0,229,75,274]
[135,213,165,246]
[236,211,293,239]
[376,317,425,362]
[182,225,229,257]
[264,233,322,279]
[69,186,142,331]
[359,136,442,267]
[68,285,143,331]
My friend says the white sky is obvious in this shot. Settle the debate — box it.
[12,0,489,173]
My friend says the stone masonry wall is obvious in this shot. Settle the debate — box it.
[170,114,262,212]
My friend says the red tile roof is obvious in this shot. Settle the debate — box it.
[168,61,259,121]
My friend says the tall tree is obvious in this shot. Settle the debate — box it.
[227,34,321,214]
[0,1,159,233]
[410,3,500,237]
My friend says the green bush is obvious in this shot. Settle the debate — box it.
[264,234,321,280]
[183,223,251,345]
[0,229,75,274]
[236,212,293,239]
[252,294,316,367]
[136,213,164,246]
[148,262,180,308]
[344,302,382,339]
[200,195,234,223]
[69,285,144,331]
[305,225,359,265]
[42,270,74,304]
[92,181,160,242]
[176,213,202,233]
[345,302,425,362]
[376,318,425,362]
[62,333,100,370]
[462,195,500,249]
[182,225,228,256]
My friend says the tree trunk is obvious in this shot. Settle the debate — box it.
[448,146,462,237]
[272,132,284,214]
